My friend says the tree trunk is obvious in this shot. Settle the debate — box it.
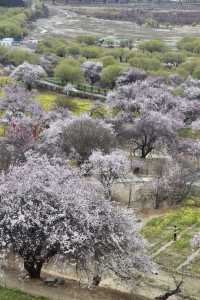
[93,275,101,286]
[141,147,147,159]
[155,281,183,300]
[154,189,160,209]
[24,259,43,279]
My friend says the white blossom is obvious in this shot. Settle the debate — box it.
[83,150,129,199]
[0,153,152,280]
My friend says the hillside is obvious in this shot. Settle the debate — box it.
[71,6,200,25]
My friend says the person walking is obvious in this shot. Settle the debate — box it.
[173,225,178,241]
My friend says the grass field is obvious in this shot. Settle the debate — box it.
[0,287,47,300]
[37,92,92,115]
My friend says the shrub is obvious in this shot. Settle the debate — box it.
[177,37,200,53]
[139,39,168,53]
[7,47,41,68]
[178,59,200,78]
[36,37,68,56]
[81,46,102,59]
[101,64,124,88]
[129,56,161,71]
[162,51,186,66]
[107,48,130,63]
[101,55,117,67]
[0,45,9,63]
[76,35,97,45]
[54,59,84,84]
[193,66,200,79]
[66,44,81,56]
[0,9,28,38]
[6,49,39,66]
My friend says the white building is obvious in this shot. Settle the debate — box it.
[0,38,14,47]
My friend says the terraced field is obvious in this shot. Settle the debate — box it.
[140,207,200,298]
[143,208,200,273]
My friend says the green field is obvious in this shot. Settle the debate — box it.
[0,287,47,300]
[37,92,93,115]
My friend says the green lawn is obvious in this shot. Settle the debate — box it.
[0,287,48,300]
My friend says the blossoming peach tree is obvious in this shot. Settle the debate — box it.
[0,153,152,281]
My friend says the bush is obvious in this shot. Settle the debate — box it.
[177,37,200,54]
[139,39,168,53]
[101,55,117,67]
[0,45,9,64]
[66,44,81,56]
[178,59,200,78]
[81,46,102,59]
[129,56,161,71]
[76,35,97,45]
[54,59,84,84]
[101,64,124,88]
[162,51,186,66]
[107,48,130,63]
[0,21,27,39]
[36,37,68,56]
[0,46,39,66]
[193,66,200,79]
[0,9,28,38]
[6,49,39,66]
[149,69,170,79]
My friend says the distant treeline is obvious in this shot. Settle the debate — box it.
[0,0,29,6]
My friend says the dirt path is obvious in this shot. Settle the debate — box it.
[2,268,150,300]
[176,249,200,272]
